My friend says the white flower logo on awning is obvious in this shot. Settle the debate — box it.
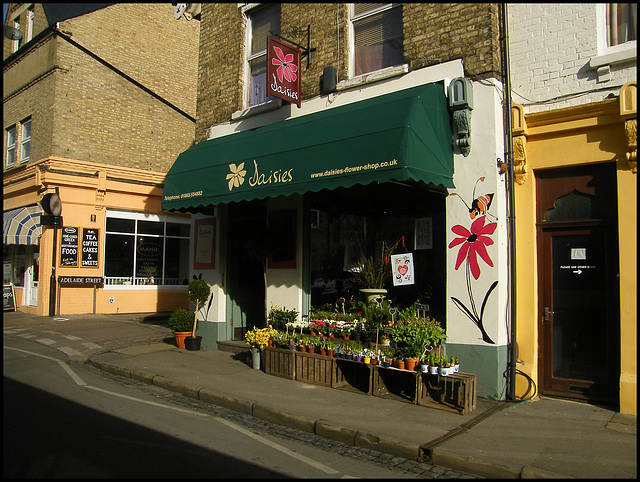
[226,162,246,191]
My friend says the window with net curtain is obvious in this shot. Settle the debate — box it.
[353,3,403,77]
[607,3,637,47]
[247,4,281,107]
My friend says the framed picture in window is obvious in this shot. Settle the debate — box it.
[268,209,296,269]
[194,218,215,269]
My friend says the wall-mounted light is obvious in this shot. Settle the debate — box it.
[448,77,474,157]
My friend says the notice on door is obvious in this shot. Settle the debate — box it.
[60,226,79,266]
[82,228,99,267]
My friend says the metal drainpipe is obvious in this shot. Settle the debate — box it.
[502,3,518,401]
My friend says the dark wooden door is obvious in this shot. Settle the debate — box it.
[537,164,620,406]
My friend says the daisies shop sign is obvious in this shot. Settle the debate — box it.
[267,36,301,108]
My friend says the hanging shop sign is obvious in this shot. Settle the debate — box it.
[267,36,301,108]
[81,228,100,267]
[60,226,79,267]
[391,253,415,286]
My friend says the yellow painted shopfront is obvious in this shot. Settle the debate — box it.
[3,157,189,316]
[512,82,636,414]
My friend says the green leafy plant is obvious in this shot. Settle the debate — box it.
[168,308,195,333]
[189,279,211,338]
[354,239,401,289]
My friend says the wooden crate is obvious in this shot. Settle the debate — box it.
[372,365,418,404]
[263,347,295,380]
[295,351,333,386]
[332,358,372,394]
[417,371,477,414]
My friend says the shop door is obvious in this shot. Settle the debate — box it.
[23,250,39,307]
[226,202,267,340]
[537,164,620,406]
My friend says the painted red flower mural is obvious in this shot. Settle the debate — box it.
[449,216,497,280]
[449,214,497,344]
[271,46,298,83]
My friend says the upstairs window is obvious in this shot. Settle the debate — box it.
[351,3,403,77]
[607,3,637,47]
[6,126,16,168]
[246,4,281,107]
[20,118,31,164]
[12,19,21,53]
[27,7,34,42]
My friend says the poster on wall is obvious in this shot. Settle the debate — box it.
[415,217,433,250]
[391,253,414,286]
[194,218,215,269]
[60,226,79,266]
[81,228,100,267]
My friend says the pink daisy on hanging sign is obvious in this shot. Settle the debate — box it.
[271,46,298,83]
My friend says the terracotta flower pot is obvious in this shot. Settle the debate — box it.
[405,358,418,371]
[174,331,192,349]
[397,360,405,370]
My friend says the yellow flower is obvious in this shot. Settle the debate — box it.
[226,162,246,191]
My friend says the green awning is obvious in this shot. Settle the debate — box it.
[162,82,454,212]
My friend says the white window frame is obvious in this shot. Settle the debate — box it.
[27,7,34,42]
[242,3,280,109]
[103,210,191,290]
[595,3,637,58]
[6,126,17,168]
[20,118,31,164]
[348,3,405,80]
[12,19,20,53]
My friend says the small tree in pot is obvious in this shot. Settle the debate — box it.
[185,279,212,350]
[168,308,195,349]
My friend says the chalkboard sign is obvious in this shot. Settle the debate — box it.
[60,226,79,266]
[3,284,16,311]
[82,228,99,267]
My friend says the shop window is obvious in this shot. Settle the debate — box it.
[3,245,26,287]
[104,211,190,287]
[20,118,31,164]
[246,3,281,107]
[351,3,403,77]
[5,126,16,168]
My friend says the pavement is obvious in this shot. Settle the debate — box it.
[3,310,637,479]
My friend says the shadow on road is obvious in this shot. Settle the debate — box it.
[3,377,291,478]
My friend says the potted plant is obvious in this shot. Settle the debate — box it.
[244,326,276,369]
[168,308,194,349]
[185,279,211,351]
[355,239,401,304]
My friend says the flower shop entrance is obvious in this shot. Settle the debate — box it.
[226,201,267,340]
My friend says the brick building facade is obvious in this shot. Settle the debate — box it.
[3,4,200,316]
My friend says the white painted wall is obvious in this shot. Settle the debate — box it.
[508,3,637,114]
[446,79,509,347]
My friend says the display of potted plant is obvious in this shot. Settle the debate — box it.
[355,239,401,304]
[168,308,194,349]
[185,279,211,351]
[244,326,276,370]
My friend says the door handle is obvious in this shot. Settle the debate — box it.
[544,307,553,321]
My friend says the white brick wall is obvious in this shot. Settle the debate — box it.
[508,3,637,113]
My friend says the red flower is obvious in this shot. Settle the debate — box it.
[449,216,496,280]
[271,46,298,83]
